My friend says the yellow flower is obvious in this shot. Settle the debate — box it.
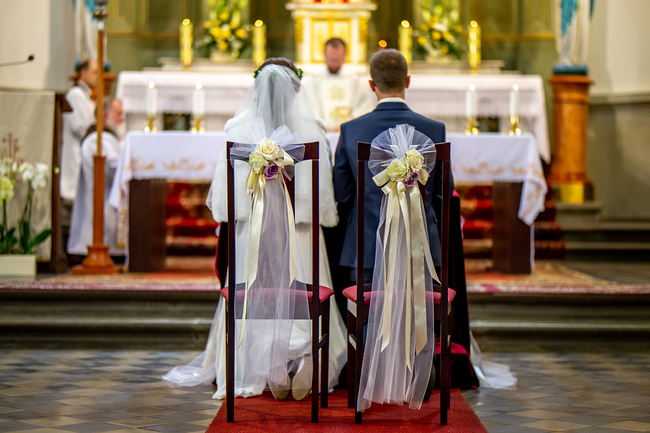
[210,28,221,39]
[405,149,424,172]
[222,28,232,38]
[218,41,229,51]
[203,20,212,29]
[0,176,14,203]
[258,138,280,161]
[387,158,409,181]
[420,24,429,32]
[249,152,267,174]
[219,11,229,21]
[443,31,452,41]
[432,31,442,41]
[440,45,449,55]
[235,28,247,38]
[417,35,427,46]
[212,19,221,27]
[433,15,441,23]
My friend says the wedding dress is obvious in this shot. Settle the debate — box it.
[163,64,347,399]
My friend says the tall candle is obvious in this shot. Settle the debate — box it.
[252,20,267,67]
[468,20,481,71]
[466,84,477,118]
[399,20,412,65]
[510,84,520,117]
[146,81,157,116]
[180,19,193,68]
[193,82,205,117]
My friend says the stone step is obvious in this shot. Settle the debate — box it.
[555,201,603,225]
[562,221,650,243]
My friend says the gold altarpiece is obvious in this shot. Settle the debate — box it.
[286,0,377,65]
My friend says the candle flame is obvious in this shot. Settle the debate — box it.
[469,84,475,92]
[255,20,264,27]
[182,19,190,26]
[401,20,410,28]
[470,20,478,28]
[196,82,202,90]
[148,81,155,90]
[513,84,519,91]
[378,40,387,48]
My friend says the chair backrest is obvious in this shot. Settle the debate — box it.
[435,142,451,303]
[356,142,372,313]
[225,140,320,311]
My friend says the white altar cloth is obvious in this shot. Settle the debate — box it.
[447,132,547,226]
[115,71,549,162]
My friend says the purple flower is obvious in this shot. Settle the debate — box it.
[403,177,416,187]
[411,171,420,181]
[264,163,280,179]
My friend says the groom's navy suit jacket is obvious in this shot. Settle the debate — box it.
[333,101,451,271]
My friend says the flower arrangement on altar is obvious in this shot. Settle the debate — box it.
[386,148,426,187]
[198,0,252,59]
[0,158,52,255]
[415,0,464,60]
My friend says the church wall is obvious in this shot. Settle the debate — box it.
[586,0,650,220]
[0,0,75,92]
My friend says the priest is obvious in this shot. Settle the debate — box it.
[68,97,125,258]
[303,38,375,131]
[60,59,98,231]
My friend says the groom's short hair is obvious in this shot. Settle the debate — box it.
[370,49,408,93]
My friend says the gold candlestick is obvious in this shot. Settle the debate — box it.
[508,115,521,135]
[144,115,158,133]
[191,115,205,133]
[465,117,479,135]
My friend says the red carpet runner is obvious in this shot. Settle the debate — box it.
[205,389,486,432]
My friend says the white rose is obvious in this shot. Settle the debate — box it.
[258,138,280,161]
[387,158,409,181]
[405,149,424,173]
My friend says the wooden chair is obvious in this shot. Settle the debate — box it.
[222,141,333,423]
[343,141,455,425]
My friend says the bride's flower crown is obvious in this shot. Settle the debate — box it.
[253,67,304,80]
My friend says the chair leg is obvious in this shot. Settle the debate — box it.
[321,300,330,409]
[355,304,364,425]
[346,309,355,409]
[311,302,319,424]
[225,304,234,423]
[440,316,450,425]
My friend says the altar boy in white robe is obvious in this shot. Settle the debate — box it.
[303,38,375,132]
[68,97,125,257]
[61,60,97,216]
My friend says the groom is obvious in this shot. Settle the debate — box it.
[333,49,450,287]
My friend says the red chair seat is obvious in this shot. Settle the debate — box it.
[221,286,334,304]
[342,285,456,306]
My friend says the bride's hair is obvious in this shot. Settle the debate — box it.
[259,57,299,73]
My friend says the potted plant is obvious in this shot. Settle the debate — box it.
[0,158,52,276]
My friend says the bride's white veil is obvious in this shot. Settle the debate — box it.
[207,62,338,227]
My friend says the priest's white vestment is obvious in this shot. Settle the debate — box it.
[60,81,95,201]
[68,130,124,256]
[303,66,375,131]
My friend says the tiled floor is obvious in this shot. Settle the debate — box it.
[1,351,650,432]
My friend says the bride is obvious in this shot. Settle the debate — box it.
[163,58,347,401]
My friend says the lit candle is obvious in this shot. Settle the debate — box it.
[466,84,478,118]
[180,19,193,68]
[399,20,412,65]
[468,20,481,71]
[146,81,157,116]
[193,82,205,117]
[510,84,520,118]
[253,20,266,67]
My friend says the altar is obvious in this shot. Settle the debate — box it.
[116,71,550,162]
[110,130,544,272]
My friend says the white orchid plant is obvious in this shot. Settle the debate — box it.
[0,157,53,255]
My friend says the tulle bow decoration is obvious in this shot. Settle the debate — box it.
[228,118,305,347]
[370,124,440,371]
